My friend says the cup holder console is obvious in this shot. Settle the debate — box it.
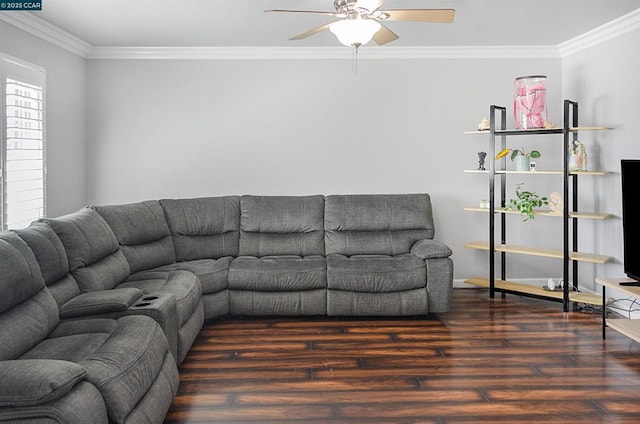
[142,295,159,301]
[132,294,161,308]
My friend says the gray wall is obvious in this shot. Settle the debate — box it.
[85,57,562,280]
[0,21,87,218]
[563,28,640,291]
[6,14,636,285]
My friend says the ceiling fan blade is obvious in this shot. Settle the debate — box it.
[355,0,387,12]
[372,23,399,46]
[265,9,343,17]
[289,21,335,41]
[383,9,455,23]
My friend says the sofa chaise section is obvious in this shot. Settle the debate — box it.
[324,194,453,315]
[0,231,179,424]
[228,195,327,315]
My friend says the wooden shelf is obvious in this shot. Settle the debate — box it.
[464,207,612,220]
[596,277,640,296]
[464,126,611,135]
[606,319,640,343]
[464,277,602,306]
[464,169,608,176]
[595,278,640,342]
[465,241,614,264]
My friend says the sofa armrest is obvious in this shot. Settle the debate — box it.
[0,360,86,407]
[59,288,144,319]
[410,239,453,259]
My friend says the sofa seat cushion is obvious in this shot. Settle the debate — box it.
[327,253,426,293]
[229,256,326,291]
[121,270,202,328]
[155,257,231,294]
[21,315,174,423]
[21,319,116,362]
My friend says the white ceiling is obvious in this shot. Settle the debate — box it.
[27,0,640,48]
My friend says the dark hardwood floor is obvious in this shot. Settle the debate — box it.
[165,288,640,423]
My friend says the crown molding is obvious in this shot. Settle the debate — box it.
[88,45,560,60]
[0,12,92,57]
[558,8,640,57]
[3,7,639,60]
[0,12,558,60]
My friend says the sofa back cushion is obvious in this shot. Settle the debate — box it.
[41,208,130,292]
[160,196,240,261]
[93,200,176,274]
[14,223,81,307]
[0,231,59,360]
[239,195,325,257]
[324,194,435,256]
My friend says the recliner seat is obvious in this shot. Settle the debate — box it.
[229,195,328,315]
[41,207,202,365]
[324,194,453,315]
[0,232,179,423]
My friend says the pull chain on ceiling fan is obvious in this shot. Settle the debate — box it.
[266,0,455,49]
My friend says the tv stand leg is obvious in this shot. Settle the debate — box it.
[602,286,606,340]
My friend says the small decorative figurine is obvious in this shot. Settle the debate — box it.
[568,140,587,171]
[549,192,563,214]
[477,117,490,131]
[478,151,487,170]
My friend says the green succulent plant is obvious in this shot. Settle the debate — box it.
[508,183,549,221]
[509,148,541,160]
[495,148,542,161]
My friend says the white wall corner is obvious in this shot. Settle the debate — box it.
[558,8,640,57]
[0,12,91,58]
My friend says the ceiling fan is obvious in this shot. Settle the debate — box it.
[266,0,455,49]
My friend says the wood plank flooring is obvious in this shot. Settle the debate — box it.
[165,288,640,423]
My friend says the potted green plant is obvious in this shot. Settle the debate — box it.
[508,183,549,221]
[495,148,541,171]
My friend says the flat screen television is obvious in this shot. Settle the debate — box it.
[621,159,640,281]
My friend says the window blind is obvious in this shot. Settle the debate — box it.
[1,54,46,230]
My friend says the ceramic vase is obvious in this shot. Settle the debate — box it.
[514,155,531,171]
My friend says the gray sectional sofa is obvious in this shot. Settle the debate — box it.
[0,193,453,423]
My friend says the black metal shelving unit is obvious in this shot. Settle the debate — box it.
[465,100,611,312]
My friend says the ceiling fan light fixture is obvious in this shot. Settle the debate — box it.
[329,18,381,47]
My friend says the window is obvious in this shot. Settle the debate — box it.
[1,53,46,230]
